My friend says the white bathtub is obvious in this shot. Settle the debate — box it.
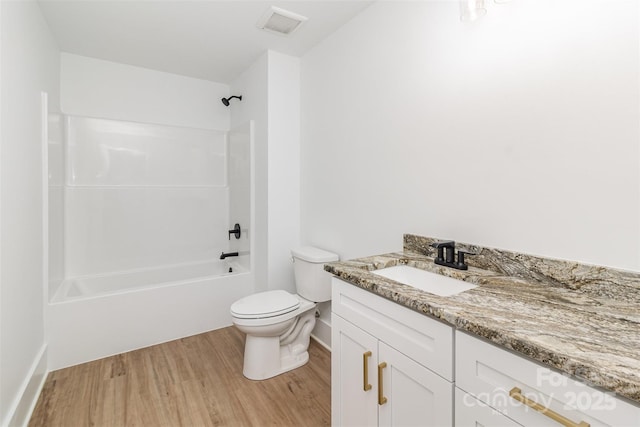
[54,258,248,301]
[48,257,253,369]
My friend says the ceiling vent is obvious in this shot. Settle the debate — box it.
[257,6,308,36]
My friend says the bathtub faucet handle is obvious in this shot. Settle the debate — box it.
[228,223,241,240]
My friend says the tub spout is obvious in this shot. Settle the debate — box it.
[220,251,239,260]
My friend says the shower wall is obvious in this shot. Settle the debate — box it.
[48,53,238,296]
[228,122,252,260]
[64,116,228,278]
[48,113,65,298]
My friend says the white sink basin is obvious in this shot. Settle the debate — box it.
[371,265,477,297]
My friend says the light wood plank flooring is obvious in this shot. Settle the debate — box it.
[29,327,331,426]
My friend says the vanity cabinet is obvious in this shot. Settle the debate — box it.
[332,278,454,426]
[332,278,640,426]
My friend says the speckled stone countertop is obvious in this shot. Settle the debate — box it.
[324,234,640,404]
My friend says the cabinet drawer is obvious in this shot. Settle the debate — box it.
[333,278,454,381]
[455,388,522,427]
[456,331,640,427]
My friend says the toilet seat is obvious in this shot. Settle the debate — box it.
[231,290,300,319]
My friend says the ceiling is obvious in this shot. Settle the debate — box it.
[38,0,374,84]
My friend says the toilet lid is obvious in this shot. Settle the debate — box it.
[230,290,300,319]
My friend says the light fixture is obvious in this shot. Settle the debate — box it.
[460,0,487,22]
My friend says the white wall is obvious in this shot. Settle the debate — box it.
[1,1,60,425]
[61,53,230,130]
[230,52,269,292]
[301,0,640,270]
[231,51,302,292]
[267,52,301,293]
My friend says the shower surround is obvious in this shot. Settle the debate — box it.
[47,115,253,369]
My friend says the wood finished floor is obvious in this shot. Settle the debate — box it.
[29,327,331,427]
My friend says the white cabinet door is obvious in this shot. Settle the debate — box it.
[378,342,453,427]
[332,314,379,427]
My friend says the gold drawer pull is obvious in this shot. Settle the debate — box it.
[509,387,590,427]
[363,351,372,391]
[378,362,388,405]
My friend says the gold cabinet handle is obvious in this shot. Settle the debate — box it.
[378,362,388,405]
[363,351,372,391]
[509,387,590,427]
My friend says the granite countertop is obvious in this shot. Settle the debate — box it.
[324,235,640,404]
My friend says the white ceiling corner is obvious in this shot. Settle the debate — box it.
[38,0,374,84]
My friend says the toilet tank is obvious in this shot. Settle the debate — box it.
[291,246,339,303]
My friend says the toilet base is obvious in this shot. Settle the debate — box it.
[243,343,310,380]
[241,309,316,380]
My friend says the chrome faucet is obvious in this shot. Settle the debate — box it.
[430,240,473,270]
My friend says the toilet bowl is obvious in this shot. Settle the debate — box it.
[231,290,316,380]
[230,246,338,380]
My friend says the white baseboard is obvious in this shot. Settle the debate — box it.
[311,317,331,351]
[5,344,48,427]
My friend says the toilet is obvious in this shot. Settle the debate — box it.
[230,246,339,380]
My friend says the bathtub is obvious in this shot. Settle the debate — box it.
[47,257,253,369]
[54,259,248,301]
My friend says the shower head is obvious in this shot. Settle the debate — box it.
[221,95,242,106]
